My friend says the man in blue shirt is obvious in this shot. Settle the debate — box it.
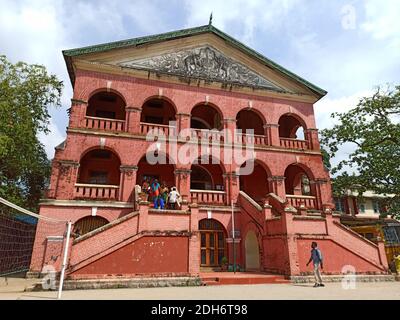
[306,241,324,287]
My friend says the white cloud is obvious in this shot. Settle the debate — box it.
[361,0,400,48]
[38,119,65,159]
[183,0,300,44]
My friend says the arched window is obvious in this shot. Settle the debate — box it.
[236,109,265,135]
[191,104,223,130]
[284,164,313,196]
[141,98,176,125]
[74,216,109,236]
[278,114,306,140]
[87,91,126,120]
[78,149,121,185]
[190,157,224,191]
[239,160,270,203]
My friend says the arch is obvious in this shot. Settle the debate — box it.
[136,152,176,189]
[77,149,121,185]
[190,155,225,191]
[238,159,271,203]
[74,216,109,236]
[245,230,260,271]
[284,163,315,196]
[236,108,266,136]
[86,90,126,120]
[199,218,227,267]
[141,97,177,125]
[190,102,223,131]
[278,113,307,139]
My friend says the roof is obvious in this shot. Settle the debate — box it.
[63,24,327,98]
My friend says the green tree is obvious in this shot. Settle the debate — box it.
[320,85,400,218]
[0,55,63,211]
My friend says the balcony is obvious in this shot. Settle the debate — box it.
[286,195,317,210]
[140,122,176,136]
[280,138,309,150]
[190,129,224,143]
[191,190,226,205]
[74,183,120,201]
[85,116,125,132]
[236,133,268,146]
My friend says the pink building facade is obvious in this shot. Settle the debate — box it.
[30,25,388,279]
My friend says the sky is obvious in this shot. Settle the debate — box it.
[0,0,399,166]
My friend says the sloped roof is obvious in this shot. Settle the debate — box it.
[63,24,327,98]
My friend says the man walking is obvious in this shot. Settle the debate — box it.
[306,241,324,287]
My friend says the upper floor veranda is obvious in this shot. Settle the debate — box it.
[66,69,321,153]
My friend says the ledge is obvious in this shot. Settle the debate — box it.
[39,199,134,208]
[66,128,323,155]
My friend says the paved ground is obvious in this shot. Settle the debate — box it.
[1,277,400,300]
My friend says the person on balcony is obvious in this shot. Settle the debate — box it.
[168,187,181,210]
[161,182,169,208]
[151,179,164,209]
[306,241,325,287]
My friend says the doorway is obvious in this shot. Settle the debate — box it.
[199,219,226,267]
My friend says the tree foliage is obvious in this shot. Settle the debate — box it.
[321,85,400,218]
[0,55,63,211]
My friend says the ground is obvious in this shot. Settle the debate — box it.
[1,277,400,300]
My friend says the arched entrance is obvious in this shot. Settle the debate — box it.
[199,219,227,267]
[245,230,260,271]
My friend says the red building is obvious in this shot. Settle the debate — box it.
[30,24,388,279]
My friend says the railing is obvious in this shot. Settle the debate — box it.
[236,133,268,145]
[140,122,176,136]
[286,195,317,209]
[190,129,224,143]
[280,138,309,150]
[74,183,119,200]
[85,116,125,132]
[190,189,226,205]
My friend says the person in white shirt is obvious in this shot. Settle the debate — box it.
[168,187,181,210]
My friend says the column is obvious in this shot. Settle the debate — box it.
[264,124,280,147]
[68,99,87,128]
[176,113,191,138]
[313,178,332,210]
[188,204,200,274]
[55,160,80,200]
[125,106,142,134]
[305,128,320,151]
[268,176,286,199]
[281,211,301,275]
[175,168,191,208]
[119,165,138,202]
[223,172,240,204]
[223,118,236,144]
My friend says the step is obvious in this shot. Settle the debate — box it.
[200,273,289,286]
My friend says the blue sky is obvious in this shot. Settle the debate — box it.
[0,0,399,164]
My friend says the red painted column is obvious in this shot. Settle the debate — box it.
[281,211,300,275]
[126,106,142,134]
[305,128,320,151]
[138,202,149,232]
[188,203,200,274]
[177,113,191,138]
[119,165,138,202]
[68,99,87,128]
[175,169,191,208]
[264,124,280,147]
[55,160,80,200]
[269,176,286,199]
[223,118,236,144]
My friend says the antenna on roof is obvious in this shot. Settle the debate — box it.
[209,12,213,26]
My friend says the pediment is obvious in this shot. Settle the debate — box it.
[117,46,283,91]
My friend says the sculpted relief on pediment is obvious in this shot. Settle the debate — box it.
[118,46,283,90]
